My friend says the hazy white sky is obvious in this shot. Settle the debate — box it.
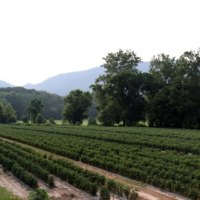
[0,0,200,85]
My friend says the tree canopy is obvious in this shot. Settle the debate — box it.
[28,98,44,123]
[147,51,200,128]
[0,87,64,120]
[92,49,200,128]
[91,49,145,126]
[0,100,16,123]
[63,89,92,124]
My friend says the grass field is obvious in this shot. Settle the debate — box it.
[0,187,20,200]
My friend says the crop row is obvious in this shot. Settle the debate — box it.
[8,125,200,155]
[0,126,200,199]
[0,154,38,188]
[0,139,137,199]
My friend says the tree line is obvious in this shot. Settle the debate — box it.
[0,87,63,121]
[1,49,199,128]
[91,49,200,128]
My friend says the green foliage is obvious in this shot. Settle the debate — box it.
[28,189,49,200]
[92,49,200,128]
[88,117,97,125]
[0,87,63,120]
[63,89,92,124]
[36,114,46,124]
[0,101,16,124]
[28,99,44,123]
[1,125,200,199]
[103,49,141,74]
[147,51,200,128]
[49,118,55,124]
[91,49,145,126]
[0,187,21,200]
[99,187,110,200]
[22,116,29,123]
[47,175,54,187]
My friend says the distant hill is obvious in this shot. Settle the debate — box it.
[0,80,13,88]
[24,63,149,96]
[0,87,64,119]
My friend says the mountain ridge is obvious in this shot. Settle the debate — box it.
[0,80,13,88]
[0,62,150,96]
[24,62,149,96]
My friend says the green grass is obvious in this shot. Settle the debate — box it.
[0,187,20,200]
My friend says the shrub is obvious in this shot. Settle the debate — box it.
[28,189,49,200]
[99,187,110,200]
[22,116,29,123]
[49,118,55,124]
[48,175,54,187]
[88,117,97,125]
[36,114,46,124]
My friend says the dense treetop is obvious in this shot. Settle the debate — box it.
[0,87,64,120]
[92,49,200,128]
[63,89,92,124]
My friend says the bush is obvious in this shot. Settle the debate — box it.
[49,118,55,124]
[36,114,46,124]
[28,189,49,200]
[48,175,54,187]
[88,117,97,125]
[99,187,110,200]
[22,116,29,123]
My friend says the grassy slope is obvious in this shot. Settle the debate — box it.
[0,187,20,200]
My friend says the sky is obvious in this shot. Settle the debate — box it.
[0,0,200,86]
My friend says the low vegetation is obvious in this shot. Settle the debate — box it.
[0,187,20,200]
[0,137,137,199]
[0,125,199,199]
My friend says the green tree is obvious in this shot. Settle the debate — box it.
[22,115,29,123]
[36,113,46,124]
[0,87,64,120]
[91,49,145,126]
[0,101,16,123]
[63,89,92,124]
[147,50,200,128]
[28,99,44,123]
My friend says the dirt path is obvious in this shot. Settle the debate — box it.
[38,177,94,200]
[0,171,30,200]
[0,137,190,200]
[0,170,94,200]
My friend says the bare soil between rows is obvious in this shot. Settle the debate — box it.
[0,137,190,200]
[0,171,94,200]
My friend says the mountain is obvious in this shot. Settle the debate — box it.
[24,63,150,96]
[0,80,13,88]
[0,87,64,119]
[24,67,105,96]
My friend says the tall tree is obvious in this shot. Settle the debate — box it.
[0,101,16,123]
[147,51,200,128]
[63,89,92,124]
[91,49,145,126]
[28,98,44,123]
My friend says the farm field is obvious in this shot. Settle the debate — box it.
[0,125,199,199]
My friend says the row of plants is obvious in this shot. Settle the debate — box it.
[0,143,54,187]
[0,139,138,199]
[9,125,200,155]
[0,154,37,188]
[1,126,200,198]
